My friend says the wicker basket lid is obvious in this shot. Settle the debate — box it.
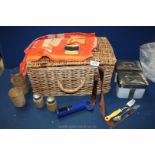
[26,37,116,68]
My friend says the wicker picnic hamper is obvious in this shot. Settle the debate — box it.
[26,37,116,96]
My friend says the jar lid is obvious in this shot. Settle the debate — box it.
[33,93,41,99]
[47,96,55,103]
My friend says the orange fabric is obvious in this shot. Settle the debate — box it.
[20,32,97,76]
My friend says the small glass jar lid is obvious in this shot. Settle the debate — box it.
[47,96,55,104]
[33,93,41,100]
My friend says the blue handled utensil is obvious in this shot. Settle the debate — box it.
[57,100,94,118]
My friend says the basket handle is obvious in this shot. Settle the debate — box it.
[57,79,85,94]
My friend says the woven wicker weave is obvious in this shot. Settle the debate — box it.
[27,37,116,96]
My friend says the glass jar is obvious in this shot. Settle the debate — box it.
[46,96,57,112]
[33,93,44,108]
[11,73,29,95]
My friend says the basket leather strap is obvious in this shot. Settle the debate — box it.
[91,67,114,127]
[91,67,105,116]
[91,72,99,105]
[98,67,106,117]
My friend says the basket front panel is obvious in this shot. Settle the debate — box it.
[27,66,98,96]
